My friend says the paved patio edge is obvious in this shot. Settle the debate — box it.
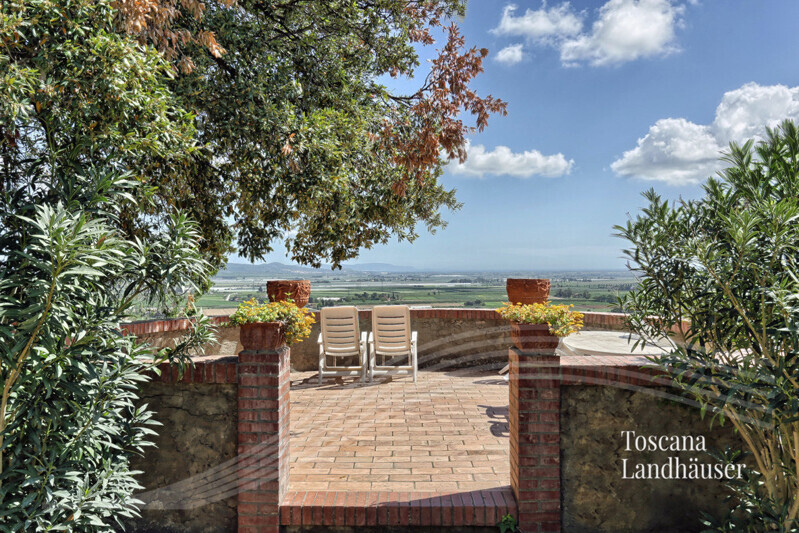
[280,488,516,528]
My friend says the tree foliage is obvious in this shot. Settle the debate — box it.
[3,0,506,270]
[115,0,507,268]
[0,2,215,529]
[0,168,215,531]
[0,0,196,178]
[617,120,799,531]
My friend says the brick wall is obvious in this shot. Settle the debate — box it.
[125,347,291,533]
[122,309,629,335]
[508,350,742,533]
[124,312,729,533]
[124,357,238,533]
[560,385,741,532]
[506,352,660,533]
[125,381,238,532]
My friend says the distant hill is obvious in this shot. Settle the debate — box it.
[215,261,416,278]
[340,262,416,272]
[215,262,318,278]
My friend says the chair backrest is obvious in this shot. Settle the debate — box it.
[320,306,362,356]
[371,305,411,355]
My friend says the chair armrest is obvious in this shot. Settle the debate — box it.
[360,332,369,364]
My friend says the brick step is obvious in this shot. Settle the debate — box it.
[280,489,517,528]
[283,526,500,532]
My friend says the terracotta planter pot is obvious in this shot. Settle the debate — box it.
[506,278,551,305]
[240,321,285,351]
[267,279,311,308]
[510,322,559,354]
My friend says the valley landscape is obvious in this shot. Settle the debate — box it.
[195,262,636,314]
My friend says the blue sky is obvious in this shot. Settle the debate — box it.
[250,0,799,271]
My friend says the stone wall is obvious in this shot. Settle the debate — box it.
[560,385,741,533]
[124,379,238,533]
[133,325,244,363]
[126,310,629,373]
[115,319,749,533]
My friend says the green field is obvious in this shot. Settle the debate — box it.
[196,274,633,312]
[195,294,237,309]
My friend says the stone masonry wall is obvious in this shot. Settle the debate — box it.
[561,385,742,533]
[124,369,238,533]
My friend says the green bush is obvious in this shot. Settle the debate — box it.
[0,170,214,531]
[1,1,214,529]
[617,120,799,531]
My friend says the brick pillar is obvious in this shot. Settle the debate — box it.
[237,346,291,533]
[508,347,561,532]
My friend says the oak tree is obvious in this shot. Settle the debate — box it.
[117,0,507,268]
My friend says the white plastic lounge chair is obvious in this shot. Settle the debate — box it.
[368,305,418,382]
[318,306,367,384]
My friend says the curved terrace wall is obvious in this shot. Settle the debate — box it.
[124,310,630,372]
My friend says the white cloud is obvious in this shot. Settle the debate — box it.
[611,119,721,186]
[492,0,684,67]
[561,0,684,66]
[612,83,799,185]
[493,3,583,41]
[495,44,525,65]
[711,83,799,145]
[449,143,574,178]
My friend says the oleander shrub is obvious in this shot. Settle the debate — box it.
[0,169,215,531]
[616,120,799,532]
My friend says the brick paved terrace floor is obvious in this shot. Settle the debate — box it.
[288,369,510,492]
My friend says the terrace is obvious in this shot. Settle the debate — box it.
[124,307,738,533]
[288,369,511,493]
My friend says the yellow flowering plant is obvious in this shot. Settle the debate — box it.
[496,301,584,337]
[228,298,315,345]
